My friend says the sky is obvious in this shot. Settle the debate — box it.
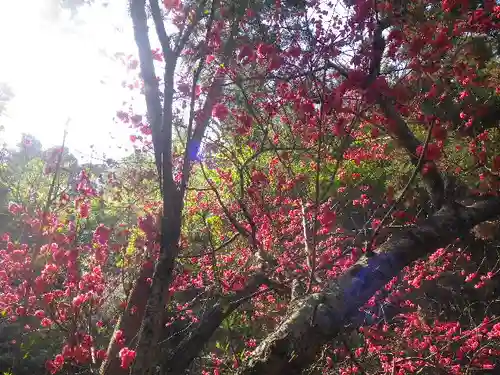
[0,0,141,163]
[0,0,346,164]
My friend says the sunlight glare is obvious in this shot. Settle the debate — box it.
[0,0,138,162]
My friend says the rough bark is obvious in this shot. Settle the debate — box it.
[237,197,500,375]
[130,218,182,375]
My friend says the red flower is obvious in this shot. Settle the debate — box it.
[140,125,152,135]
[236,112,253,135]
[8,202,22,215]
[163,0,181,11]
[251,170,268,185]
[54,355,64,367]
[268,55,283,71]
[301,101,315,115]
[326,356,333,368]
[245,338,257,348]
[79,202,90,219]
[41,318,53,327]
[212,103,229,121]
[151,48,163,61]
[432,126,447,141]
[257,43,274,58]
[15,306,26,316]
[319,210,336,228]
[287,46,301,58]
[238,45,254,64]
[119,347,136,369]
[465,272,477,282]
[416,143,441,161]
[46,359,62,375]
[96,349,107,360]
[459,90,469,100]
[93,224,111,245]
[72,294,87,308]
[115,330,126,346]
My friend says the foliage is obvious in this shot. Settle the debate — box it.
[1,0,500,375]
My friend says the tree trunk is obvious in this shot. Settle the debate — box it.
[237,198,500,375]
[131,216,182,375]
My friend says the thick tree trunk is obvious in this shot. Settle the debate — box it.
[237,198,500,375]
[131,217,182,375]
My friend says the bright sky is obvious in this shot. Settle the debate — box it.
[0,0,141,163]
[0,0,346,164]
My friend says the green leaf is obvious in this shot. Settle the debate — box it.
[126,227,139,256]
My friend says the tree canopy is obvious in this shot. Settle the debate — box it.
[0,1,500,375]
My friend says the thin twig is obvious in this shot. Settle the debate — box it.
[366,122,435,256]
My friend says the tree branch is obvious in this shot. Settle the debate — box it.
[177,233,240,259]
[149,0,171,56]
[179,17,240,198]
[237,197,500,375]
[131,0,164,188]
[366,121,435,256]
[160,273,280,374]
[376,96,445,208]
[326,29,446,208]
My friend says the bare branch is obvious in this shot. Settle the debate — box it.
[200,162,250,239]
[179,15,240,197]
[185,0,219,142]
[363,19,388,89]
[174,0,208,56]
[149,0,171,56]
[130,0,163,187]
[178,233,240,258]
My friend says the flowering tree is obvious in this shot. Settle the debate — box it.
[1,0,500,375]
